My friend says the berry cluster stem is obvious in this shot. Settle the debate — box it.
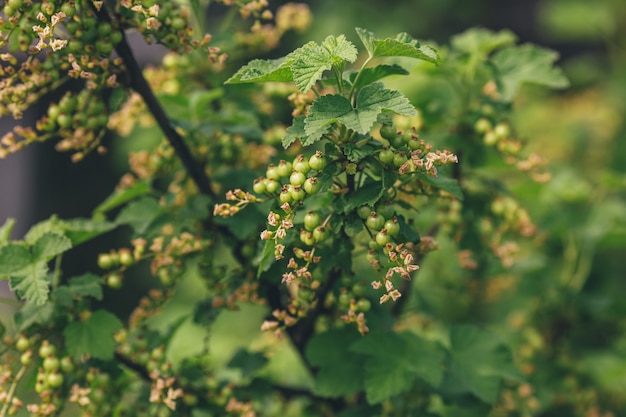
[90,3,217,200]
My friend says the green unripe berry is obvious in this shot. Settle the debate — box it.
[375,229,390,246]
[43,356,60,372]
[293,155,310,174]
[60,357,74,373]
[312,226,328,242]
[384,218,400,236]
[279,188,293,204]
[393,152,408,167]
[264,178,279,194]
[299,229,315,246]
[303,211,320,232]
[276,160,292,177]
[39,341,56,358]
[338,292,351,307]
[474,117,492,134]
[493,122,511,139]
[378,148,394,165]
[309,151,327,171]
[107,273,123,289]
[366,212,385,231]
[379,124,397,141]
[97,253,114,269]
[352,282,366,297]
[253,178,266,194]
[57,114,72,129]
[357,206,372,220]
[20,351,32,366]
[289,170,306,186]
[303,177,320,194]
[15,335,30,352]
[483,130,498,146]
[376,201,395,219]
[290,185,305,201]
[265,164,279,180]
[97,22,113,37]
[118,249,134,267]
[46,372,64,388]
[356,298,371,312]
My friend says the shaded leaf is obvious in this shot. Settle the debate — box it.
[256,238,276,278]
[228,349,268,378]
[14,302,54,331]
[344,143,376,162]
[63,218,116,245]
[9,261,49,305]
[491,44,570,101]
[283,115,306,148]
[0,243,32,276]
[64,310,123,360]
[344,181,384,212]
[419,174,464,201]
[451,28,517,55]
[350,64,409,91]
[116,197,161,234]
[33,232,72,261]
[68,273,103,300]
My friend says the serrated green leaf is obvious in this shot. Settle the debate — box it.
[444,325,522,404]
[94,180,151,214]
[451,28,517,55]
[322,34,358,64]
[9,261,49,305]
[14,302,54,331]
[33,232,72,261]
[68,273,103,300]
[356,27,440,64]
[0,218,15,246]
[491,44,569,101]
[0,243,32,276]
[116,197,161,234]
[343,215,364,237]
[304,83,415,141]
[24,216,65,244]
[349,64,409,91]
[398,215,420,243]
[64,310,123,360]
[225,57,293,84]
[351,331,445,404]
[343,143,376,162]
[290,42,332,93]
[344,180,384,212]
[63,218,116,245]
[283,116,306,148]
[306,328,364,397]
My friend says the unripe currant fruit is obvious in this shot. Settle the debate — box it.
[303,177,320,194]
[356,298,371,312]
[379,124,397,141]
[300,229,315,246]
[366,212,385,231]
[20,350,32,365]
[253,178,266,194]
[118,248,134,267]
[376,201,395,219]
[276,160,293,177]
[375,229,391,246]
[60,357,74,373]
[265,164,279,180]
[39,341,56,358]
[15,335,30,351]
[279,187,293,204]
[493,122,511,139]
[313,226,328,242]
[46,372,64,388]
[474,117,492,134]
[290,185,305,201]
[357,205,372,220]
[293,154,310,174]
[378,148,394,165]
[384,217,400,236]
[309,151,327,171]
[43,356,60,372]
[289,170,306,186]
[264,178,279,194]
[107,273,123,289]
[303,211,320,232]
[393,152,408,167]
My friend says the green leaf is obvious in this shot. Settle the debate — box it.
[306,328,365,397]
[68,273,103,300]
[227,349,268,378]
[444,325,522,404]
[290,42,332,93]
[24,216,65,244]
[351,331,445,404]
[33,232,72,261]
[214,205,266,240]
[349,64,409,91]
[116,197,161,234]
[321,34,358,64]
[225,57,293,84]
[283,116,306,148]
[451,28,517,56]
[356,27,440,64]
[344,180,384,212]
[491,44,570,101]
[0,218,15,246]
[14,302,54,331]
[0,243,32,276]
[398,215,420,243]
[64,310,123,360]
[9,261,49,305]
[63,218,116,245]
[343,214,364,237]
[256,238,276,278]
[94,180,151,214]
[343,143,375,162]
[418,174,464,201]
[304,83,415,142]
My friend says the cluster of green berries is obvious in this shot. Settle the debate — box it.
[337,278,372,313]
[252,151,327,204]
[474,117,522,155]
[377,124,423,166]
[97,247,139,288]
[40,90,108,135]
[357,202,400,249]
